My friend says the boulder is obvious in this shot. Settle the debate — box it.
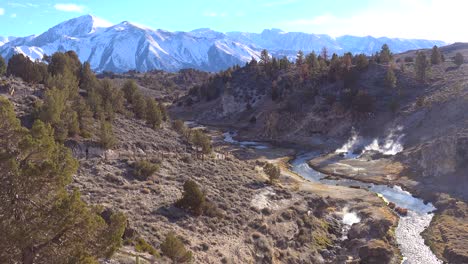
[394,207,408,216]
[358,239,393,264]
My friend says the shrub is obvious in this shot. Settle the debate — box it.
[190,129,212,154]
[263,163,280,183]
[176,180,205,216]
[133,160,159,180]
[160,232,192,263]
[134,237,158,256]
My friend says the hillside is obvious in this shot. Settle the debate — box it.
[0,14,444,73]
[0,51,404,263]
[171,43,468,263]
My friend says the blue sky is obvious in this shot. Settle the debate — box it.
[0,0,467,42]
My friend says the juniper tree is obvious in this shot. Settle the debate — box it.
[0,98,126,263]
[379,44,392,64]
[430,45,442,65]
[176,180,206,216]
[122,79,138,104]
[0,55,6,76]
[145,98,162,129]
[415,51,429,81]
[160,232,193,263]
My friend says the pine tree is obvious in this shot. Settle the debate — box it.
[99,119,116,149]
[176,180,206,216]
[145,98,162,129]
[132,92,147,119]
[384,67,397,89]
[414,51,429,81]
[320,47,329,61]
[430,45,442,65]
[355,54,369,71]
[0,55,6,76]
[379,44,392,64]
[160,232,193,263]
[122,80,138,104]
[296,50,305,65]
[190,129,212,154]
[260,49,270,65]
[80,62,99,91]
[0,98,126,263]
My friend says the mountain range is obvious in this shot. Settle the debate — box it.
[0,15,446,73]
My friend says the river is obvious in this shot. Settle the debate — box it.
[221,131,442,264]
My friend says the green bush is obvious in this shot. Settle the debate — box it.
[133,160,160,180]
[263,163,280,183]
[176,180,206,216]
[190,129,212,154]
[134,237,159,257]
[160,232,192,263]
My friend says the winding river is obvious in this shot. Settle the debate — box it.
[221,131,442,264]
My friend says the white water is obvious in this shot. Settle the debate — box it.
[335,127,405,157]
[222,132,269,149]
[290,152,441,264]
[221,132,441,264]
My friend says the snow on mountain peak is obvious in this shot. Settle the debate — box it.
[0,15,446,73]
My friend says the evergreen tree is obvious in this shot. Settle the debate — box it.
[122,79,138,104]
[80,62,99,92]
[145,98,162,129]
[73,97,93,138]
[260,49,270,65]
[99,119,116,149]
[430,45,442,65]
[0,55,6,76]
[414,51,429,81]
[384,67,397,89]
[320,47,329,61]
[176,180,206,216]
[190,129,212,154]
[379,44,392,64]
[0,98,126,263]
[454,52,464,67]
[355,54,369,71]
[132,92,147,119]
[296,50,305,65]
[160,232,193,263]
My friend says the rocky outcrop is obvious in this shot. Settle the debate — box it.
[358,239,394,264]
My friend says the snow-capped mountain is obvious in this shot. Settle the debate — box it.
[0,15,446,73]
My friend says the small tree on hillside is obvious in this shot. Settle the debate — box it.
[263,163,280,183]
[190,129,212,154]
[122,79,138,104]
[260,49,270,65]
[430,45,442,65]
[145,98,162,129]
[454,52,464,67]
[296,50,305,65]
[379,44,392,64]
[160,232,193,263]
[414,51,429,81]
[176,180,206,216]
[99,119,116,149]
[0,55,6,76]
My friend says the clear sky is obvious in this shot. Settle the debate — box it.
[0,0,467,42]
